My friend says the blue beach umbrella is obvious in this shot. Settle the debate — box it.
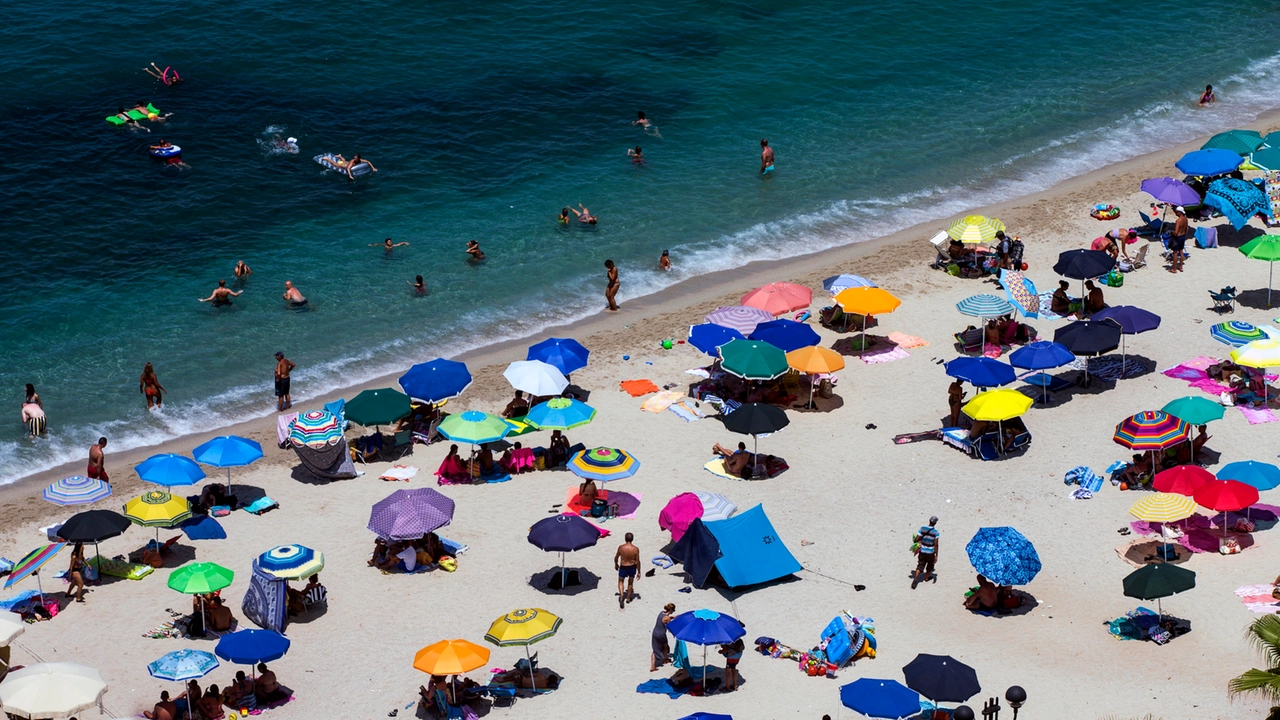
[823,274,876,294]
[148,648,219,681]
[944,357,1016,388]
[399,358,472,404]
[669,609,745,681]
[956,294,1015,319]
[748,319,821,352]
[42,476,112,506]
[1218,461,1280,492]
[528,514,600,588]
[1008,341,1074,370]
[214,630,291,665]
[192,435,263,488]
[527,338,590,376]
[678,714,734,720]
[525,397,596,430]
[135,454,205,488]
[965,527,1041,586]
[1204,177,1272,230]
[840,678,921,719]
[1091,306,1161,377]
[688,323,744,356]
[1175,148,1243,177]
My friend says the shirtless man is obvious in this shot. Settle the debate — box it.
[760,139,775,174]
[143,690,177,720]
[234,261,252,280]
[88,437,108,483]
[604,260,620,312]
[371,237,410,253]
[21,401,46,439]
[465,240,486,261]
[274,352,295,411]
[255,663,288,705]
[198,279,242,306]
[614,532,640,610]
[282,281,307,306]
[501,390,529,419]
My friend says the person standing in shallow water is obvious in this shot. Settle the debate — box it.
[140,362,166,409]
[760,138,775,174]
[604,260,620,312]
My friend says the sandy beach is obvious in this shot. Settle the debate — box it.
[5,113,1280,720]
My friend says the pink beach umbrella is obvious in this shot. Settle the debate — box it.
[741,282,813,317]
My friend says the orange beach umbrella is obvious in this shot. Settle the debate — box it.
[414,639,490,676]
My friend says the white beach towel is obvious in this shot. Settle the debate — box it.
[379,465,419,481]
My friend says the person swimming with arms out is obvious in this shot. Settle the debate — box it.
[465,240,486,261]
[1199,84,1216,106]
[570,203,598,225]
[371,237,410,253]
[408,275,427,295]
[144,63,182,86]
[632,110,660,138]
[198,279,241,306]
[282,281,308,306]
[760,138,775,175]
[627,146,645,164]
[271,134,298,154]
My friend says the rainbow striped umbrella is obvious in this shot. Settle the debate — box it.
[3,543,67,602]
[288,410,343,448]
[1113,411,1191,451]
[568,447,640,482]
[42,475,112,506]
[1211,321,1267,347]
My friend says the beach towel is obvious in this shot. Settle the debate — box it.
[276,412,298,446]
[435,455,470,485]
[244,496,279,515]
[1107,607,1159,641]
[564,487,642,518]
[1033,292,1068,321]
[559,513,610,537]
[0,590,40,612]
[620,379,660,397]
[180,515,226,541]
[87,556,153,580]
[635,679,687,698]
[1075,355,1146,381]
[641,390,684,412]
[685,368,711,378]
[982,343,1003,359]
[0,558,13,574]
[704,459,737,480]
[667,399,709,422]
[862,347,910,364]
[440,537,469,556]
[379,465,419,481]
[1239,405,1278,424]
[886,332,929,348]
[1236,584,1280,613]
[1268,171,1280,222]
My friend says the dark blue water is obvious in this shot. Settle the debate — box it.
[4,0,1280,481]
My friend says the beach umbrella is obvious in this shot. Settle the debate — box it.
[344,388,412,428]
[679,714,735,720]
[956,293,1015,320]
[1123,563,1195,619]
[902,654,980,703]
[1053,248,1115,281]
[503,360,569,397]
[786,346,845,375]
[1114,411,1190,451]
[1140,177,1202,207]
[961,389,1031,422]
[688,323,745,356]
[1204,177,1272,231]
[1249,146,1280,172]
[834,287,901,349]
[57,510,130,567]
[1161,396,1224,426]
[669,608,745,683]
[718,339,789,380]
[257,544,324,580]
[123,491,192,544]
[823,274,876,294]
[1238,235,1280,308]
[42,475,111,506]
[945,357,1016,388]
[999,269,1040,317]
[567,447,640,482]
[964,527,1041,586]
[694,491,737,522]
[2,543,65,604]
[1203,129,1265,155]
[1218,461,1280,491]
[147,648,219,682]
[1091,306,1160,378]
[1195,479,1259,514]
[947,215,1005,244]
[287,410,343,447]
[1128,493,1197,523]
[0,612,24,646]
[1009,341,1075,403]
[525,397,596,430]
[722,402,789,476]
[705,305,774,336]
[740,282,813,317]
[1153,466,1214,496]
[1055,320,1121,384]
[526,338,589,376]
[168,562,235,595]
[840,678,921,719]
[135,453,205,488]
[528,515,600,588]
[399,358,472,404]
[191,435,263,489]
[0,662,107,720]
[748,319,821,352]
[437,410,510,446]
[484,608,562,689]
[1175,148,1242,177]
[414,639,490,676]
[368,488,455,540]
[1211,321,1267,347]
[1231,339,1280,403]
[214,630,291,665]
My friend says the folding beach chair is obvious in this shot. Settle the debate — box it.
[1209,286,1236,314]
[1118,244,1148,272]
[928,230,951,269]
[954,327,984,355]
[1134,211,1163,237]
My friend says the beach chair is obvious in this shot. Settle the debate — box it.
[1134,211,1163,237]
[1118,244,1148,272]
[385,430,413,458]
[302,583,327,615]
[954,327,984,354]
[1209,286,1237,314]
[928,230,951,269]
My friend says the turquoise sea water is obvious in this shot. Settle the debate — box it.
[3,1,1280,481]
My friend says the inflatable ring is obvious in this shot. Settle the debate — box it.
[149,144,181,158]
[1090,206,1120,220]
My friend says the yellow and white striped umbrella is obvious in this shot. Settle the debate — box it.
[1128,493,1197,523]
[947,215,1006,244]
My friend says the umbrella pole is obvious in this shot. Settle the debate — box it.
[561,552,567,590]
[862,315,868,352]
[1270,261,1274,309]
[525,644,536,691]
[753,435,760,478]
[703,645,709,689]
[36,572,44,606]
[1121,337,1128,379]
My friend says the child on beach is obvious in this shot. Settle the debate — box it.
[1199,84,1215,106]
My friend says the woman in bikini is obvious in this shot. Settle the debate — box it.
[67,543,86,603]
[145,63,182,86]
[140,363,166,409]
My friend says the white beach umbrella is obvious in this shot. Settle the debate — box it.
[503,360,569,397]
[694,492,737,522]
[0,662,107,719]
[0,613,23,646]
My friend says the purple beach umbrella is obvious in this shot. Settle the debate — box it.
[1140,177,1202,207]
[1091,306,1160,379]
[368,488,455,540]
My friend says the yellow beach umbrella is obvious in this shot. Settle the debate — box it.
[786,346,846,375]
[961,389,1032,422]
[484,608,562,690]
[1230,338,1280,368]
[947,215,1006,244]
[123,491,192,544]
[414,639,490,676]
[1128,493,1197,523]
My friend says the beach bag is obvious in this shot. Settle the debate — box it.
[1103,270,1124,288]
[818,379,834,399]
[591,499,608,518]
[84,563,99,582]
[946,263,961,276]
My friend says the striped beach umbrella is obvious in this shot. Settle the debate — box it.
[947,215,1005,244]
[525,397,596,430]
[438,410,510,446]
[257,544,324,580]
[123,491,192,528]
[42,476,112,506]
[368,488,455,540]
[484,608,562,690]
[568,447,640,482]
[147,648,219,681]
[1113,411,1191,451]
[740,282,813,317]
[3,544,66,601]
[694,492,737,522]
[288,410,343,447]
[1128,493,1198,523]
[956,294,1015,319]
[1211,321,1267,347]
[706,305,774,336]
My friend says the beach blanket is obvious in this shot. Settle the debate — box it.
[862,347,910,364]
[244,496,279,515]
[620,379,660,397]
[1235,584,1280,613]
[1107,607,1160,641]
[1064,466,1105,493]
[1162,356,1235,396]
[668,399,710,422]
[1032,292,1072,321]
[563,487,642,518]
[559,513,610,537]
[685,368,711,379]
[276,412,299,446]
[704,459,737,480]
[635,679,688,698]
[641,391,685,413]
[0,590,40,612]
[1239,405,1278,424]
[887,331,929,349]
[1072,355,1146,381]
[379,465,419,481]
[180,515,226,541]
[703,456,788,480]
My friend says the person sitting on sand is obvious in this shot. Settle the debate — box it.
[206,595,233,631]
[369,538,391,569]
[502,390,529,418]
[175,681,202,718]
[963,574,1000,611]
[196,683,224,720]
[435,444,469,483]
[498,442,526,473]
[1084,280,1105,315]
[713,441,752,477]
[1050,281,1072,316]
[570,203,598,225]
[967,420,992,439]
[143,690,177,720]
[1173,425,1211,464]
[578,477,599,507]
[1118,453,1153,486]
[547,430,571,467]
[224,671,256,709]
[983,319,1001,347]
[475,443,496,476]
[255,663,288,705]
[947,239,971,261]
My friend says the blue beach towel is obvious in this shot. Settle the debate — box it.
[1064,466,1104,493]
[243,496,278,514]
[635,679,686,698]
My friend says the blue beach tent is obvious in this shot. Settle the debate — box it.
[669,504,801,589]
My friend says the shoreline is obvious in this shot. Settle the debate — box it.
[9,106,1280,510]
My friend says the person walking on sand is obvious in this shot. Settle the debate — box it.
[615,532,639,609]
[651,602,675,671]
[88,437,109,483]
[760,138,775,174]
[947,379,965,427]
[274,352,295,411]
[604,260,620,312]
[911,516,939,589]
[66,542,86,603]
[1170,207,1189,273]
[140,362,166,410]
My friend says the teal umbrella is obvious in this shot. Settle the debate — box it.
[1249,146,1280,172]
[438,410,510,445]
[1202,129,1265,156]
[525,397,596,430]
[345,388,412,427]
[1161,396,1225,426]
[718,339,789,380]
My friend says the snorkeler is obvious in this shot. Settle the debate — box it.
[371,238,410,252]
[570,204,598,225]
[234,261,252,279]
[114,107,149,132]
[466,240,487,261]
[283,281,308,306]
[760,139,775,175]
[628,146,645,164]
[408,275,427,294]
[144,63,182,86]
[199,279,242,306]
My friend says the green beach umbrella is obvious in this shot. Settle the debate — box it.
[1202,129,1265,156]
[1122,563,1195,619]
[718,339,789,380]
[168,562,235,595]
[1248,146,1280,172]
[1239,235,1280,308]
[1161,396,1225,426]
[345,387,412,427]
[437,410,510,445]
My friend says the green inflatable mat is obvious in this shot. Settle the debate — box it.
[106,103,160,125]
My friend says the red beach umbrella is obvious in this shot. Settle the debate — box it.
[740,282,813,317]
[1152,466,1215,497]
[1194,479,1260,538]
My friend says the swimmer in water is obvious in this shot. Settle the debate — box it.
[346,153,377,180]
[627,146,645,164]
[570,204,598,225]
[199,279,242,306]
[114,107,149,132]
[283,281,308,306]
[408,275,427,294]
[371,237,410,253]
[144,63,182,86]
[466,240,487,261]
[234,261,252,279]
[1199,84,1216,106]
[558,208,570,225]
[760,139,775,175]
[633,111,651,129]
[658,249,672,271]
[134,101,172,121]
[271,134,299,154]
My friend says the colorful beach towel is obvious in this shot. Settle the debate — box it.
[887,332,929,349]
[704,458,737,480]
[563,487,643,518]
[87,556,154,580]
[1239,405,1278,424]
[1267,171,1280,222]
[862,347,910,364]
[1107,607,1159,641]
[668,399,709,422]
[1236,584,1280,613]
[620,379,660,397]
[0,590,40,612]
[641,390,685,413]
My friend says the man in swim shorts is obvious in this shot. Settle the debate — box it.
[760,139,775,174]
[283,281,308,306]
[198,279,242,306]
[88,437,108,482]
[274,352,295,411]
[21,401,45,439]
[465,240,486,261]
[614,532,640,610]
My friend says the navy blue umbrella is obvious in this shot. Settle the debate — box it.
[1091,306,1161,377]
[1053,249,1115,281]
[688,323,745,356]
[527,514,600,588]
[399,358,472,403]
[678,714,734,720]
[840,678,921,719]
[1054,320,1121,384]
[748,319,821,352]
[214,629,291,665]
[902,654,981,703]
[1175,148,1243,177]
[944,357,1016,388]
[527,338,590,376]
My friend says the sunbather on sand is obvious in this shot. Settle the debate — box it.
[475,443,496,475]
[547,430,571,467]
[967,420,991,439]
[963,574,1000,611]
[1118,453,1153,486]
[579,477,599,506]
[713,441,752,477]
[143,690,177,720]
[255,663,288,705]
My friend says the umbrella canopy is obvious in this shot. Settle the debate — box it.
[192,436,263,469]
[786,346,846,375]
[1218,461,1280,491]
[834,287,901,316]
[168,562,235,595]
[1175,148,1242,177]
[965,527,1041,586]
[288,410,343,447]
[214,630,291,665]
[368,488,455,540]
[123,491,192,528]
[1211,320,1268,347]
[1053,249,1116,280]
[525,397,596,430]
[723,402,790,436]
[947,215,1005,244]
[1161,396,1225,425]
[945,357,1016,387]
[1204,177,1272,230]
[257,544,324,580]
[57,510,131,544]
[1008,341,1075,370]
[956,294,1015,318]
[1238,236,1280,307]
[823,274,877,294]
[1153,465,1215,496]
[718,339,789,380]
[437,410,511,445]
[668,609,745,646]
[740,282,813,316]
[42,476,112,506]
[399,358,472,403]
[527,514,600,553]
[0,662,108,720]
[345,388,412,427]
[567,447,640,482]
[902,654,980,703]
[1231,338,1280,368]
[1203,129,1265,155]
[705,305,774,336]
[1140,177,1202,206]
[414,639,490,676]
[1054,320,1121,356]
[1114,411,1191,451]
[1128,493,1197,523]
[688,323,745,356]
[504,360,569,397]
[694,491,737,521]
[1123,563,1195,601]
[1194,479,1260,513]
[135,453,206,487]
[961,389,1032,422]
[748,319,821,352]
[0,613,24,646]
[1091,306,1160,335]
[840,678,921,719]
[527,338,590,376]
[484,608,562,646]
[1250,146,1280,172]
[147,648,219,681]
[3,544,66,590]
[679,714,735,720]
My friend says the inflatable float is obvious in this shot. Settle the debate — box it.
[149,144,181,158]
[106,103,162,125]
[1090,203,1121,221]
[314,153,372,177]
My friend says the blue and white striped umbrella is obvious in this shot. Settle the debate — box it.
[43,476,112,506]
[822,274,877,294]
[694,492,737,522]
[956,294,1015,318]
[147,648,219,681]
[258,544,324,580]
